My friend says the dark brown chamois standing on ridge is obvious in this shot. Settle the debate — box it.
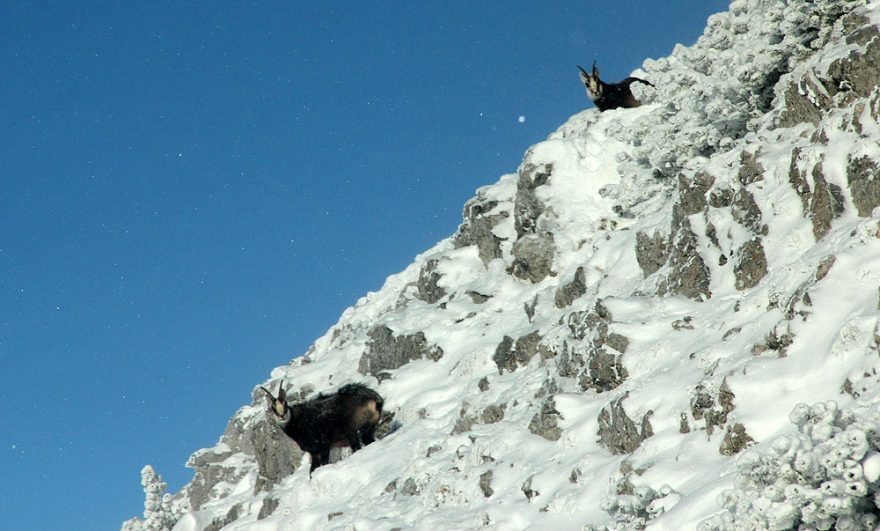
[262,381,384,473]
[578,61,654,111]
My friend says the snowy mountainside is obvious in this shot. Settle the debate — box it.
[125,0,880,529]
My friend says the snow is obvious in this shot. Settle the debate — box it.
[127,0,880,529]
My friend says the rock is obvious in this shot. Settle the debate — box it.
[555,267,587,308]
[451,403,477,435]
[733,238,768,290]
[581,348,629,393]
[514,162,553,239]
[847,156,880,217]
[719,422,754,455]
[509,232,555,283]
[809,160,845,240]
[416,259,447,304]
[257,497,279,520]
[597,395,653,454]
[454,195,507,266]
[493,331,543,374]
[635,230,670,278]
[521,475,539,501]
[479,470,494,498]
[528,397,563,441]
[358,325,444,376]
[657,219,712,300]
[731,188,764,235]
[673,172,714,227]
[481,405,504,424]
[690,382,735,437]
[737,150,764,185]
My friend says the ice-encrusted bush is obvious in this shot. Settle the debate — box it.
[588,465,677,530]
[700,401,880,531]
[121,465,178,531]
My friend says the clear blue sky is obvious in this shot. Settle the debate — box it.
[0,2,726,529]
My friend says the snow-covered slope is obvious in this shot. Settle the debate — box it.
[125,1,880,529]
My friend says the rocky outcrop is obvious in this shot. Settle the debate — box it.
[509,232,555,283]
[358,325,444,376]
[597,395,653,455]
[416,259,447,304]
[454,193,507,266]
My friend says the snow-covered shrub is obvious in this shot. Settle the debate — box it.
[700,401,880,531]
[121,465,177,531]
[596,465,677,530]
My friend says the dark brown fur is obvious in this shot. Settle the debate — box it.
[578,61,654,112]
[262,382,384,473]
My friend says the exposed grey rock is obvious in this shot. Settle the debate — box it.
[815,255,836,281]
[733,238,768,290]
[657,219,712,301]
[467,291,492,304]
[737,150,764,185]
[731,188,765,235]
[358,325,444,376]
[581,348,629,393]
[597,395,653,454]
[451,403,477,435]
[561,308,630,392]
[416,259,447,304]
[521,475,538,501]
[509,232,555,283]
[481,405,504,424]
[848,155,880,217]
[788,147,812,212]
[252,416,303,493]
[555,267,587,308]
[493,331,543,374]
[454,195,507,266]
[778,77,828,127]
[528,397,562,441]
[751,326,794,357]
[401,478,420,496]
[327,512,343,521]
[690,381,735,437]
[719,422,755,456]
[514,162,553,239]
[708,183,734,208]
[672,316,695,330]
[478,377,490,392]
[479,470,494,498]
[826,25,880,102]
[673,172,714,229]
[809,161,846,240]
[635,230,670,278]
[257,497,279,520]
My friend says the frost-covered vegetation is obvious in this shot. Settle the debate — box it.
[701,401,880,530]
[122,466,177,531]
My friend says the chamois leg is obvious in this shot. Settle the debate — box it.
[359,427,376,446]
[347,433,362,452]
[309,449,330,473]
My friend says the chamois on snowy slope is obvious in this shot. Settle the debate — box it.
[578,61,654,111]
[262,381,384,473]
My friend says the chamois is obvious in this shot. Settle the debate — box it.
[578,61,654,111]
[261,381,384,473]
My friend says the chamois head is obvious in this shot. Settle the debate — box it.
[578,61,604,101]
[261,380,288,420]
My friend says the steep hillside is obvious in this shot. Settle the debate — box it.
[125,1,880,529]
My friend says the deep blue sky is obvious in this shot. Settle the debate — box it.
[1,2,726,529]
